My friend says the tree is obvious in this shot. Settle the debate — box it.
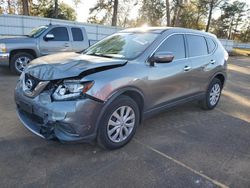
[88,0,113,25]
[165,0,170,26]
[54,0,59,18]
[178,2,206,29]
[229,1,248,40]
[168,0,207,29]
[238,11,250,42]
[1,0,19,14]
[205,0,223,32]
[172,0,182,26]
[22,0,29,15]
[192,0,208,28]
[30,1,76,21]
[111,0,118,26]
[44,3,76,20]
[211,1,248,40]
[88,0,136,27]
[138,0,165,26]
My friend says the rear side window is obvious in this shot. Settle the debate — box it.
[186,35,208,57]
[47,27,69,41]
[156,34,186,60]
[71,28,84,41]
[206,37,216,53]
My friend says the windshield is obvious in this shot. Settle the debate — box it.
[28,26,48,38]
[84,32,159,60]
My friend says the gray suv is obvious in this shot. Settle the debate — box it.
[0,24,89,74]
[15,27,228,149]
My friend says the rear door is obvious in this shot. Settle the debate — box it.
[39,26,72,55]
[147,34,193,108]
[70,27,89,52]
[186,34,216,93]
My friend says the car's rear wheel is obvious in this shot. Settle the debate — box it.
[10,52,34,75]
[200,78,222,110]
[97,95,139,150]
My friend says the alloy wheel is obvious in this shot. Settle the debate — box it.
[209,83,221,106]
[15,56,31,73]
[107,106,135,143]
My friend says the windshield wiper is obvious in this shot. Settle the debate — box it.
[87,53,114,58]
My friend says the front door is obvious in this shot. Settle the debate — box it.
[147,34,193,109]
[39,26,72,56]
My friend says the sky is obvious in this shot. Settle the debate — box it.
[62,0,250,23]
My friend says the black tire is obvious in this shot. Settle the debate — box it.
[97,95,140,150]
[10,52,34,75]
[200,78,222,110]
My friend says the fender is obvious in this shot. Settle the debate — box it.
[93,86,145,135]
[207,71,227,90]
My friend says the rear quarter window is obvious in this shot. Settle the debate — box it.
[186,35,208,57]
[206,37,216,53]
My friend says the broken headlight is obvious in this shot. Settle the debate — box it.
[52,80,94,101]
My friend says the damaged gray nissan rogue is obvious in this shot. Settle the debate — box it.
[15,27,228,149]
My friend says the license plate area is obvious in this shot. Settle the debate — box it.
[19,101,33,114]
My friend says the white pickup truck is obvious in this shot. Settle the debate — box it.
[0,24,89,74]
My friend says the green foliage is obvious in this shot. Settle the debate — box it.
[31,1,76,21]
[0,0,77,21]
[44,3,76,21]
[138,0,165,26]
[211,0,248,40]
[178,0,207,29]
[87,0,136,27]
[87,0,113,25]
[238,12,250,42]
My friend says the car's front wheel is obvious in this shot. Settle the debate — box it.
[97,95,140,150]
[10,52,34,75]
[200,78,222,110]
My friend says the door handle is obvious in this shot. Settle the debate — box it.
[64,43,70,47]
[210,60,216,65]
[184,65,191,72]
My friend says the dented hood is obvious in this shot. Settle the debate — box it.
[26,52,127,80]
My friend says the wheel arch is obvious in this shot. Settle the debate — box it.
[107,87,145,123]
[9,49,37,62]
[214,73,226,88]
[94,87,145,135]
[208,71,226,89]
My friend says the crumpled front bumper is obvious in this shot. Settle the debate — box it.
[15,81,104,142]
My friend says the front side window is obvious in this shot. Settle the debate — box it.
[46,27,69,41]
[71,28,84,41]
[156,34,186,60]
[186,35,208,57]
[85,32,159,60]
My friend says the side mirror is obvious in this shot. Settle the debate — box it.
[149,52,174,66]
[44,34,55,41]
